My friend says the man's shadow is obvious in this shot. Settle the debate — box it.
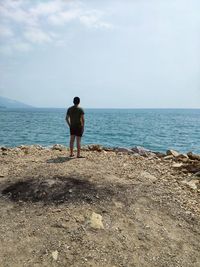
[46,157,75,163]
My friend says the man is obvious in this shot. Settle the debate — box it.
[66,97,85,158]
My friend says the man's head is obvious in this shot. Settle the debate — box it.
[73,96,80,105]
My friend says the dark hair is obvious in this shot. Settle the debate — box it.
[73,97,80,105]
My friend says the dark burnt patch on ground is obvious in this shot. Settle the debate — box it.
[1,176,117,204]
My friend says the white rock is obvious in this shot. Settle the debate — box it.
[164,155,174,160]
[52,144,66,151]
[166,150,180,157]
[52,250,58,261]
[139,171,157,182]
[172,163,183,168]
[89,212,104,229]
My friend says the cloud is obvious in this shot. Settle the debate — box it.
[0,41,32,56]
[13,42,32,52]
[0,0,113,54]
[48,10,80,25]
[80,14,113,29]
[29,1,63,16]
[0,1,38,26]
[0,25,13,37]
[24,27,52,44]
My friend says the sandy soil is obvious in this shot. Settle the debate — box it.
[0,146,200,267]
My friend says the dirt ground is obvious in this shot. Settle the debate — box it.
[0,146,200,267]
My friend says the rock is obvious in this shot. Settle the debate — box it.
[139,171,157,182]
[12,148,21,153]
[53,222,68,229]
[178,158,189,163]
[131,146,149,154]
[181,180,199,190]
[18,145,29,150]
[154,152,166,158]
[1,147,8,151]
[192,172,200,178]
[89,212,104,229]
[102,147,114,151]
[88,144,103,152]
[172,163,183,168]
[115,147,133,153]
[164,155,174,160]
[33,145,44,150]
[131,146,155,157]
[114,201,123,209]
[81,145,90,151]
[176,154,189,161]
[166,149,180,157]
[184,163,200,174]
[187,152,200,161]
[52,144,66,151]
[52,250,58,261]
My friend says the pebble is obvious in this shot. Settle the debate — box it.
[52,250,58,261]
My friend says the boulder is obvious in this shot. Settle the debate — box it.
[115,147,133,153]
[187,152,200,161]
[176,154,189,160]
[166,149,180,157]
[51,144,66,151]
[163,155,174,160]
[184,163,200,174]
[131,146,155,157]
[81,145,90,151]
[1,147,8,151]
[154,152,166,158]
[172,163,183,168]
[88,144,103,152]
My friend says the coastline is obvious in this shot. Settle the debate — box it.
[0,144,200,266]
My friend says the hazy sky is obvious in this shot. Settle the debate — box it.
[0,0,199,108]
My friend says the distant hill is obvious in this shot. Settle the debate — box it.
[0,96,34,108]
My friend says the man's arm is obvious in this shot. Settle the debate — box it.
[65,113,71,127]
[81,114,85,129]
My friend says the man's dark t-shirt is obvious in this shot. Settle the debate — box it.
[66,106,84,128]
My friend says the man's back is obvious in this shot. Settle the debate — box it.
[67,105,84,127]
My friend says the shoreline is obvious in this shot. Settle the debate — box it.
[1,143,200,157]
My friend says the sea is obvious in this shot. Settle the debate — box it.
[0,108,200,154]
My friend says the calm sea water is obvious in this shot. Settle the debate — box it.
[0,108,199,153]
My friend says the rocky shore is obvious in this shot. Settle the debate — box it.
[0,144,200,267]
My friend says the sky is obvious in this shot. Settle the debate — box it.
[0,0,200,108]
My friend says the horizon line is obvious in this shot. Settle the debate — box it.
[2,106,200,110]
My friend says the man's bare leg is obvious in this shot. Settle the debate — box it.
[76,136,81,157]
[70,135,75,156]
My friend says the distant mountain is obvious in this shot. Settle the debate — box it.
[0,96,34,108]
